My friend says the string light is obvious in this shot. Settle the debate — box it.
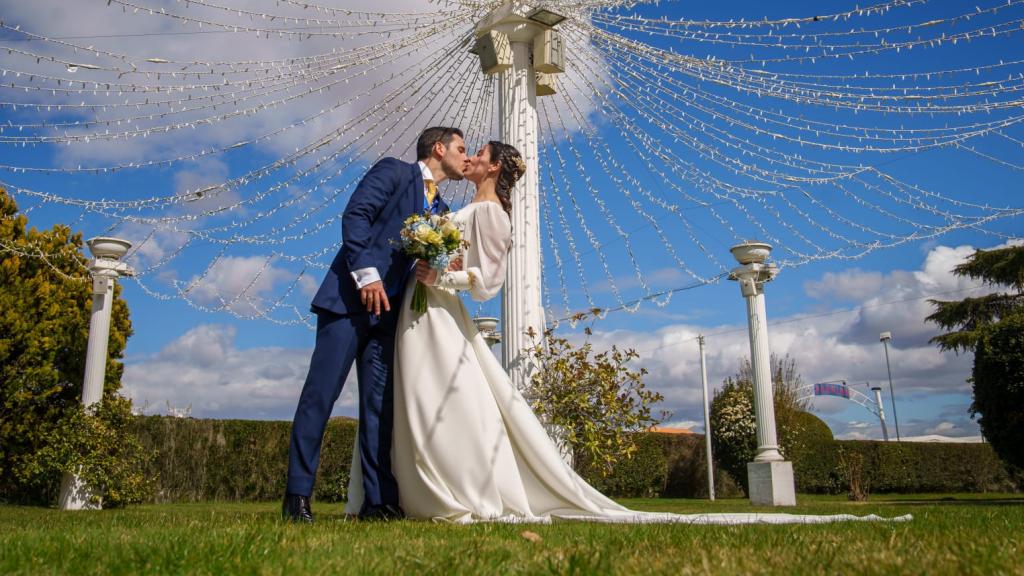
[0,0,1019,326]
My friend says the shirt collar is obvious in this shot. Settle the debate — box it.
[417,161,434,182]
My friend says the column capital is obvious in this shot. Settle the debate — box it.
[476,2,553,42]
[88,257,135,278]
[728,261,779,283]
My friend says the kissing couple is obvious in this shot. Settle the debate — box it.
[282,125,618,523]
[281,127,911,527]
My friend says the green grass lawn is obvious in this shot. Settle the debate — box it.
[2,494,1022,575]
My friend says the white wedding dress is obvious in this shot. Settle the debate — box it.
[345,201,910,526]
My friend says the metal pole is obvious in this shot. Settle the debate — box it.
[698,335,715,501]
[870,386,890,441]
[880,334,901,441]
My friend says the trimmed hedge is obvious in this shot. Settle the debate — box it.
[134,415,355,503]
[581,432,743,499]
[794,439,1017,494]
[131,416,1016,502]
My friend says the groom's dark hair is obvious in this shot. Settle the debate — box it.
[417,127,463,160]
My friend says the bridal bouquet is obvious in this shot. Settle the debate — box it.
[397,212,466,313]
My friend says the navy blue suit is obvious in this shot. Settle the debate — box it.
[287,157,448,508]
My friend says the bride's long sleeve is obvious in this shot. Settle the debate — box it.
[435,202,511,302]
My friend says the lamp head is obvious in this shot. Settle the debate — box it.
[879,331,892,342]
[86,237,132,260]
[730,241,772,265]
[526,6,567,27]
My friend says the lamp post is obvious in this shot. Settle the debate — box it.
[697,335,715,501]
[728,241,795,506]
[59,237,135,510]
[879,331,901,442]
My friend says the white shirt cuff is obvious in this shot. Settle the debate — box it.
[351,267,381,289]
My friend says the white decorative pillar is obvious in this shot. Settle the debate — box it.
[476,3,549,392]
[500,39,545,392]
[59,237,134,511]
[472,316,502,349]
[728,241,795,506]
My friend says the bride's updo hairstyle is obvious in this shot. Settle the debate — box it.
[487,141,526,215]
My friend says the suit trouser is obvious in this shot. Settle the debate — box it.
[286,307,399,508]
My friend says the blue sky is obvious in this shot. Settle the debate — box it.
[1,0,1021,440]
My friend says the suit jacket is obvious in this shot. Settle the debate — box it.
[311,157,450,316]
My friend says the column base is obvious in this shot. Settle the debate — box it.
[746,461,796,506]
[58,472,102,510]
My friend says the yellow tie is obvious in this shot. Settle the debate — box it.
[424,179,437,206]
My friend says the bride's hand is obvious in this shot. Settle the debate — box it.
[415,260,438,286]
[448,257,463,272]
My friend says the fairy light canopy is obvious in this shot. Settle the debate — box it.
[0,0,1020,327]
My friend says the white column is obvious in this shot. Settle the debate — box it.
[729,242,794,506]
[742,278,783,463]
[499,39,545,392]
[60,237,133,511]
[81,271,117,408]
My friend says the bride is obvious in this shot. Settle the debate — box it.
[346,141,909,526]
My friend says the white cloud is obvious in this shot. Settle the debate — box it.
[123,323,355,419]
[182,255,300,316]
[926,421,957,435]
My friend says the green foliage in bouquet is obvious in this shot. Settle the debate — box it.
[396,212,465,313]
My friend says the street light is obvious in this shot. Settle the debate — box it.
[879,331,901,441]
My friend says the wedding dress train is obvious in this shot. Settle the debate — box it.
[345,201,909,526]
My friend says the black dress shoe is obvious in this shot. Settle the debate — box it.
[282,493,314,523]
[359,503,405,522]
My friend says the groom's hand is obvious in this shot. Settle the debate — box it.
[415,260,438,286]
[360,281,390,315]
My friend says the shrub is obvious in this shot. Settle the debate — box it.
[790,411,839,493]
[837,447,869,501]
[526,326,668,480]
[580,432,668,498]
[16,396,153,507]
[709,354,810,494]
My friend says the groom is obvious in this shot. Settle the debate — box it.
[283,127,468,522]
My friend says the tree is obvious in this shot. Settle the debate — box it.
[0,187,145,505]
[524,326,669,480]
[709,354,813,493]
[927,244,1024,470]
[927,245,1024,353]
